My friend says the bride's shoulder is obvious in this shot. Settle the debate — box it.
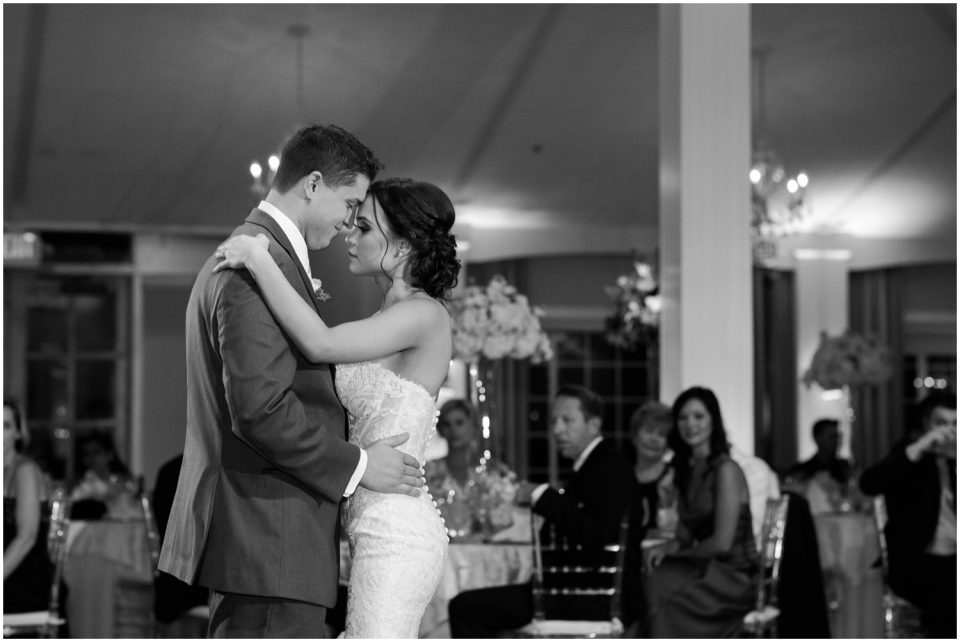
[392,294,450,322]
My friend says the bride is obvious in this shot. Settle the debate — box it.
[214,177,458,638]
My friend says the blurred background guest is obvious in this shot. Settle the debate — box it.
[448,385,632,637]
[426,399,516,539]
[626,401,675,538]
[4,398,54,614]
[634,386,758,638]
[787,418,852,485]
[859,391,957,638]
[70,429,137,520]
[622,400,674,630]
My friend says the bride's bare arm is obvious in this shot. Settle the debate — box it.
[214,234,445,363]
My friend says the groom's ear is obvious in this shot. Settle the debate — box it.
[303,171,324,199]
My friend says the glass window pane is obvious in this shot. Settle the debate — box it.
[75,360,116,420]
[526,401,549,436]
[590,367,616,396]
[528,436,550,473]
[26,359,69,422]
[558,367,584,387]
[554,333,585,361]
[27,305,69,353]
[528,365,549,396]
[621,366,651,396]
[75,292,117,351]
[586,334,617,362]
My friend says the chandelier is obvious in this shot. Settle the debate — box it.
[750,49,810,263]
[249,23,310,198]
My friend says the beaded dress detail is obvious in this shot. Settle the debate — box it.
[336,361,449,638]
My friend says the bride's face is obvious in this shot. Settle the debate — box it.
[344,196,397,276]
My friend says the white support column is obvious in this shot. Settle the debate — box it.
[659,5,754,452]
[795,248,852,460]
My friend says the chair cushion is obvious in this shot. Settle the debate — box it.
[742,606,780,625]
[3,611,64,627]
[519,618,624,637]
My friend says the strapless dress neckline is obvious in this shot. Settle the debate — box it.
[342,360,436,403]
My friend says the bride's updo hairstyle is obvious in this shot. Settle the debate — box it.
[371,178,461,300]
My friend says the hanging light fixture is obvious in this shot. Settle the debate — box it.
[750,48,811,263]
[249,23,309,198]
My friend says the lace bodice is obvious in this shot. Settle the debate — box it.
[334,361,448,638]
[335,361,439,461]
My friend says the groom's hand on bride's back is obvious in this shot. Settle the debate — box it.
[361,432,425,497]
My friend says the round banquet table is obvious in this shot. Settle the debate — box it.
[62,518,154,638]
[812,511,884,638]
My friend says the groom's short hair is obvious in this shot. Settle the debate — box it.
[273,124,383,193]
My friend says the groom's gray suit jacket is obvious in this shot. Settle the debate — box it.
[158,209,361,607]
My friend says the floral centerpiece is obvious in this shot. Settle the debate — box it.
[447,275,553,363]
[475,466,519,533]
[604,255,662,351]
[802,330,893,390]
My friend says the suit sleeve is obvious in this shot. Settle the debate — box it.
[217,269,360,503]
[534,455,632,549]
[859,440,913,496]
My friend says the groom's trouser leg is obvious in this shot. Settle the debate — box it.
[448,582,532,638]
[208,590,328,638]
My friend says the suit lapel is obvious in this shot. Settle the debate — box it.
[243,208,323,315]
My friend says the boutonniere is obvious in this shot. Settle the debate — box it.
[311,277,331,302]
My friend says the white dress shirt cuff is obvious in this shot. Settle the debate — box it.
[531,483,550,506]
[344,449,367,498]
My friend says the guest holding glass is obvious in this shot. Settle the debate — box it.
[634,386,758,638]
[3,398,54,614]
[859,391,956,638]
[426,399,516,539]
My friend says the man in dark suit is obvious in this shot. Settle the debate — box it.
[786,418,852,485]
[158,124,424,638]
[448,385,633,637]
[859,391,956,638]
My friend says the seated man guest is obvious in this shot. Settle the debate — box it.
[859,391,956,638]
[787,418,852,485]
[448,385,632,637]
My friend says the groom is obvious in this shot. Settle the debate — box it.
[158,124,424,638]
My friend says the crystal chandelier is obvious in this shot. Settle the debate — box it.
[750,49,810,263]
[249,23,310,198]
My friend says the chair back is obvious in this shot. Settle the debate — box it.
[139,492,162,578]
[871,495,892,583]
[530,510,630,629]
[754,495,790,614]
[871,495,924,638]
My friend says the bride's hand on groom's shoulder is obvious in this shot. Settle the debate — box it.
[360,432,425,497]
[213,233,270,273]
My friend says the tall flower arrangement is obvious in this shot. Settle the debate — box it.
[802,330,893,390]
[447,275,554,363]
[604,255,662,351]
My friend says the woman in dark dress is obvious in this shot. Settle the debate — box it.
[622,400,675,629]
[637,387,758,638]
[3,398,54,614]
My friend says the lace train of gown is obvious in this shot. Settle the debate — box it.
[336,362,449,639]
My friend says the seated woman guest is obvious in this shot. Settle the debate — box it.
[70,430,137,519]
[622,400,675,629]
[634,386,758,638]
[4,398,54,614]
[425,399,515,538]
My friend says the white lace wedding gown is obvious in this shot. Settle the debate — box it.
[336,361,449,638]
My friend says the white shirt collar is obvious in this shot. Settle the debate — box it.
[257,200,311,278]
[573,436,604,472]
